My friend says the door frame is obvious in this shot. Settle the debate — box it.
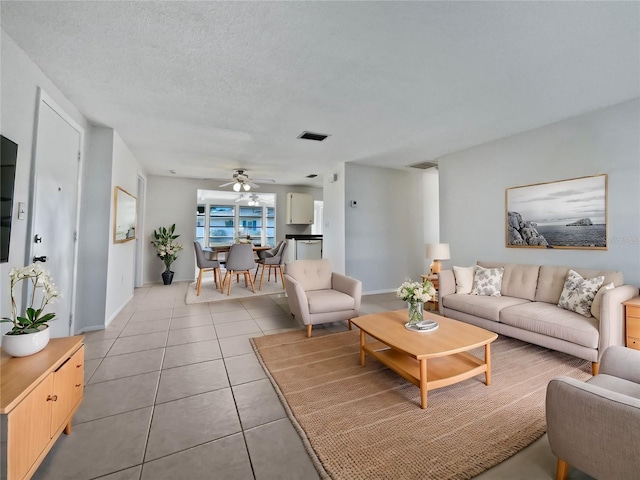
[135,174,146,287]
[28,88,85,335]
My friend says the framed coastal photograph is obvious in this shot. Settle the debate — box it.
[505,174,607,250]
[114,186,137,243]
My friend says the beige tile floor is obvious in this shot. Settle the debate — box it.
[33,283,593,480]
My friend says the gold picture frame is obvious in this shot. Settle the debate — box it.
[114,186,137,243]
[506,174,607,250]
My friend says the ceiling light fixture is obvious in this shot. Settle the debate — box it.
[233,182,241,192]
[243,183,250,191]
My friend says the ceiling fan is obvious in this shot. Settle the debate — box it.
[219,169,275,192]
[234,193,261,206]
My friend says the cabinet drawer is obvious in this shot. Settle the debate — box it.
[627,337,640,351]
[626,305,640,318]
[627,316,640,338]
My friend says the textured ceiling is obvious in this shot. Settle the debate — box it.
[2,1,638,187]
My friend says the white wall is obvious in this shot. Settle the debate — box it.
[439,99,640,286]
[76,126,113,331]
[345,164,425,293]
[1,30,146,333]
[0,30,89,330]
[322,163,346,273]
[105,132,144,323]
[144,176,322,285]
[423,168,440,273]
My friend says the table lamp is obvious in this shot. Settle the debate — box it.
[426,243,450,275]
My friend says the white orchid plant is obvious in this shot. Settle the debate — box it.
[1,263,60,335]
[150,224,184,272]
[396,278,436,304]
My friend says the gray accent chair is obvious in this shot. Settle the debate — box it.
[255,241,287,290]
[193,241,221,295]
[284,259,362,337]
[221,243,256,295]
[546,346,640,480]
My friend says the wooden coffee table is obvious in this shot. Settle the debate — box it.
[351,310,498,409]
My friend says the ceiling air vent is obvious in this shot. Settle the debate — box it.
[298,131,330,141]
[408,161,439,170]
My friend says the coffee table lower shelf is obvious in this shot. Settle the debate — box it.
[362,341,491,408]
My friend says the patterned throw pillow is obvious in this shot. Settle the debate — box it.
[557,270,605,317]
[471,266,504,297]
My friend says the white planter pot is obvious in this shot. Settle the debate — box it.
[2,326,50,357]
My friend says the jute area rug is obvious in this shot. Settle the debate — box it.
[185,277,285,305]
[251,330,591,480]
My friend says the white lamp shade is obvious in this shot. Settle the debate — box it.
[426,243,450,260]
[232,182,241,192]
[242,183,250,191]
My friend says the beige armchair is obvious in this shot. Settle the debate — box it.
[284,259,362,337]
[546,345,640,480]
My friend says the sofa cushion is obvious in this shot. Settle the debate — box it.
[471,266,504,297]
[500,302,599,349]
[443,293,530,322]
[558,270,604,317]
[453,266,475,294]
[306,289,355,314]
[535,265,623,304]
[500,264,540,301]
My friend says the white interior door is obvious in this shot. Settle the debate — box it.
[31,91,83,338]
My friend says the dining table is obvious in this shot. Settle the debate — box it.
[204,244,271,262]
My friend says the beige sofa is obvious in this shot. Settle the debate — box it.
[438,262,639,375]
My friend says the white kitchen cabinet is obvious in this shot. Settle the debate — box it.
[286,193,314,224]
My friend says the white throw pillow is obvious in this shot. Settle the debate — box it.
[590,282,615,321]
[471,266,504,297]
[557,270,605,318]
[453,266,475,294]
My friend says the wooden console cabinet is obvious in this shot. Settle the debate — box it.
[1,336,84,480]
[623,297,640,351]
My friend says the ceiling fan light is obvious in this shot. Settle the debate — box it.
[243,183,251,191]
[233,182,241,192]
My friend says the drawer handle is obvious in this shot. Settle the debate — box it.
[75,383,82,387]
[47,395,58,402]
[76,364,82,368]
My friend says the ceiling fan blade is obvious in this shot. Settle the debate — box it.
[218,181,235,187]
[247,181,260,189]
[252,178,276,183]
[234,195,245,202]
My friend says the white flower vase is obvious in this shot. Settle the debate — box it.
[2,326,50,357]
[407,301,424,326]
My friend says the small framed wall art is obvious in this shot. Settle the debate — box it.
[506,174,607,250]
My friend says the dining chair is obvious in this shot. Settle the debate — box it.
[221,243,256,295]
[255,241,287,290]
[193,241,221,295]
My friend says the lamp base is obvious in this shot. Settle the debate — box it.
[430,260,443,276]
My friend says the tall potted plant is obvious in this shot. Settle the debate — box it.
[150,224,184,285]
[1,263,60,357]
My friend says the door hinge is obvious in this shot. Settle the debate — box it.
[69,314,73,327]
[74,231,78,242]
[78,151,81,161]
